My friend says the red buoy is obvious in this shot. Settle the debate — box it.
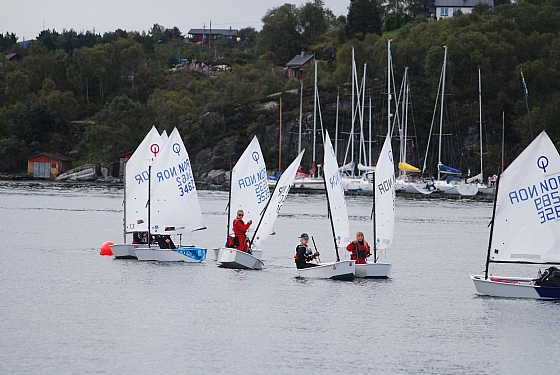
[100,241,114,256]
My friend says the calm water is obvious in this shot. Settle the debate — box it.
[1,181,559,374]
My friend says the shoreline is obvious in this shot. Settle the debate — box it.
[0,176,494,200]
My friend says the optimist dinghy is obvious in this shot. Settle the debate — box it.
[297,131,355,280]
[217,136,268,270]
[354,133,394,278]
[133,127,207,262]
[111,126,164,259]
[471,131,560,299]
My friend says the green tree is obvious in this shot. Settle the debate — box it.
[346,0,383,39]
[46,90,78,132]
[299,0,333,46]
[4,70,30,105]
[258,4,303,65]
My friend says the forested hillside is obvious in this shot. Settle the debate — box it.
[1,0,559,179]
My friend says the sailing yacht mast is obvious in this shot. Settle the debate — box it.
[478,68,483,184]
[313,61,317,177]
[437,46,448,181]
[298,81,303,155]
[351,48,355,176]
[387,39,392,136]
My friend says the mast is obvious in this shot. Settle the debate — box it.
[147,165,151,248]
[484,175,500,279]
[279,97,282,171]
[123,162,127,243]
[360,64,367,165]
[313,60,317,177]
[298,81,303,155]
[478,67,483,184]
[335,88,339,160]
[368,96,372,167]
[323,172,341,262]
[226,162,233,238]
[372,166,377,262]
[351,48,355,176]
[404,68,410,175]
[501,112,505,174]
[520,68,533,140]
[438,46,448,181]
[387,39,392,136]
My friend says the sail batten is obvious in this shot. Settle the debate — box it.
[490,131,560,264]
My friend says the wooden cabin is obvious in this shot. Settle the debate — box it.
[286,52,315,80]
[27,153,73,179]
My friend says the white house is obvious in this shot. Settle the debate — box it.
[434,0,494,19]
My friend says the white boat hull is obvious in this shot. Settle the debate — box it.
[212,247,262,261]
[297,260,355,280]
[134,247,207,262]
[293,177,325,190]
[341,177,373,192]
[110,244,142,259]
[395,180,434,195]
[354,262,391,278]
[217,248,264,270]
[471,275,560,299]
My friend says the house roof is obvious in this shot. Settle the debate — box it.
[188,28,238,36]
[6,53,19,61]
[434,0,493,7]
[286,54,315,68]
[28,152,73,162]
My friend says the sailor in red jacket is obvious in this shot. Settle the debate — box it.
[346,231,371,264]
[233,209,252,252]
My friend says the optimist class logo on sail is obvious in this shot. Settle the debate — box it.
[507,154,560,224]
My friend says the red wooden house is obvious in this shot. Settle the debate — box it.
[27,153,73,179]
[286,52,315,79]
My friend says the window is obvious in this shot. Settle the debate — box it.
[453,8,460,14]
[441,7,448,16]
[51,163,57,168]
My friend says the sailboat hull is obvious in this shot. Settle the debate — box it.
[110,244,140,259]
[212,248,262,261]
[134,247,207,262]
[471,275,560,300]
[395,180,434,195]
[217,248,264,270]
[354,262,391,278]
[297,260,355,280]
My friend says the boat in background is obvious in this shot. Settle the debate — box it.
[471,131,560,299]
[134,127,207,262]
[355,133,394,278]
[394,67,435,195]
[297,131,354,280]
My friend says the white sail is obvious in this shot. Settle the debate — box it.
[161,130,169,144]
[125,125,165,233]
[323,131,350,246]
[150,127,205,234]
[229,136,270,234]
[253,150,305,247]
[491,131,560,263]
[374,134,395,250]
